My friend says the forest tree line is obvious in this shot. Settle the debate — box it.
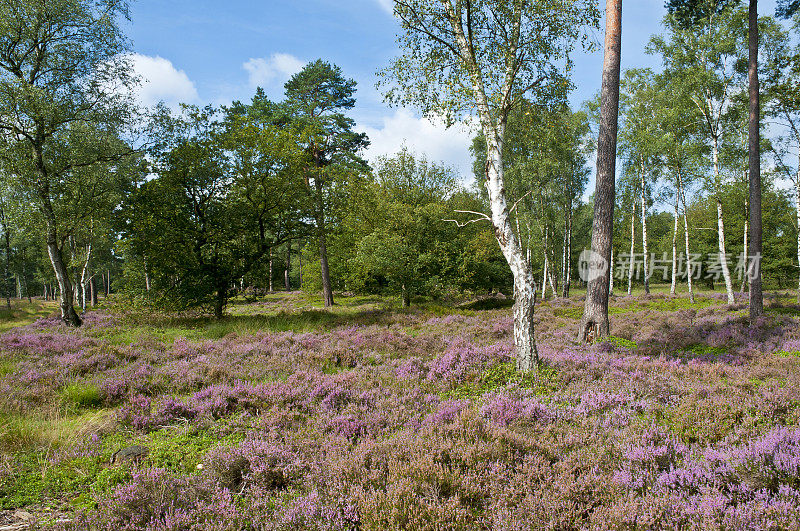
[1,0,800,333]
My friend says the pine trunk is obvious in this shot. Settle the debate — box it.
[579,0,621,342]
[748,0,763,318]
[314,179,334,307]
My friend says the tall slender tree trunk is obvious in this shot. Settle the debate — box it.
[640,166,650,294]
[0,204,10,311]
[748,0,763,318]
[627,209,635,296]
[579,0,621,342]
[671,193,679,295]
[442,2,539,369]
[541,226,549,300]
[2,231,9,311]
[90,277,97,306]
[268,247,274,292]
[742,195,749,293]
[314,179,334,307]
[79,242,92,313]
[796,167,800,303]
[562,205,573,298]
[285,240,291,291]
[38,180,81,326]
[609,248,615,297]
[678,170,695,303]
[712,138,735,304]
[214,285,225,320]
[144,255,151,292]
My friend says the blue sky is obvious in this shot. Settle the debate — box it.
[122,0,782,182]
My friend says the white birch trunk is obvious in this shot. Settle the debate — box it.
[796,167,800,303]
[444,3,537,370]
[712,139,735,304]
[627,209,635,296]
[609,248,615,297]
[79,242,92,313]
[671,193,679,295]
[640,168,650,294]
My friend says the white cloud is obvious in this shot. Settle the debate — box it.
[243,53,305,90]
[375,0,393,14]
[128,53,200,109]
[358,109,476,180]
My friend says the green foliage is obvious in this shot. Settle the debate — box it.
[597,336,639,350]
[61,382,103,409]
[124,105,306,318]
[446,361,559,399]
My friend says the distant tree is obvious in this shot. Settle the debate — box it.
[127,106,305,318]
[354,149,459,306]
[284,60,370,308]
[619,68,663,295]
[652,2,746,305]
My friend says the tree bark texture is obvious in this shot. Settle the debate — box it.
[748,0,764,317]
[579,0,621,342]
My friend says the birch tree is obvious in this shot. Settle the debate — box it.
[652,4,744,305]
[381,0,597,370]
[0,0,138,326]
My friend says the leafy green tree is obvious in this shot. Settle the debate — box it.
[652,2,748,304]
[353,149,459,306]
[126,105,305,318]
[0,0,138,326]
[284,60,369,307]
[619,68,664,294]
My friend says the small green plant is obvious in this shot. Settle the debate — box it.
[683,345,727,359]
[596,336,638,350]
[61,382,103,409]
[446,361,559,399]
[776,350,800,358]
[0,360,15,377]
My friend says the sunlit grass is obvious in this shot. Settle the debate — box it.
[0,299,58,333]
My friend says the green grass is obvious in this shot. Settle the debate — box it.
[446,361,559,399]
[597,336,638,350]
[0,421,245,510]
[61,382,103,409]
[0,300,58,332]
[681,344,728,360]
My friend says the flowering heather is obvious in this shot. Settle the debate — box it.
[1,291,800,529]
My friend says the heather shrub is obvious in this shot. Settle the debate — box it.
[3,292,800,529]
